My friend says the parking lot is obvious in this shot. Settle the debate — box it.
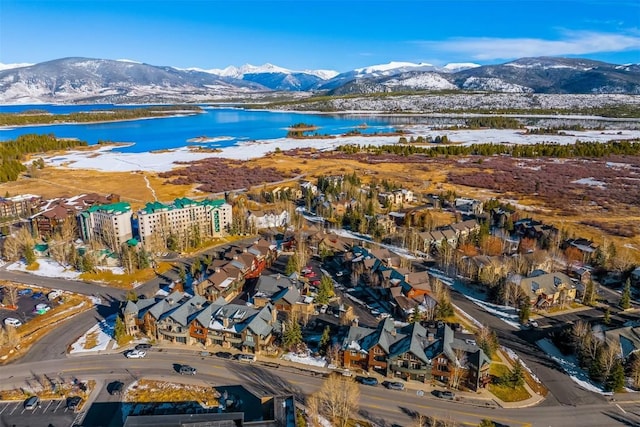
[0,398,80,427]
[0,285,60,328]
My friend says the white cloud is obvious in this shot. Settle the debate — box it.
[417,30,640,61]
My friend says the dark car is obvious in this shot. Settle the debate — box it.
[109,381,124,396]
[135,343,152,350]
[356,376,378,386]
[215,351,233,359]
[31,292,44,300]
[435,390,455,400]
[382,381,405,391]
[67,396,83,411]
[179,365,197,375]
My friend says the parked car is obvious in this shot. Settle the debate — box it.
[31,292,44,300]
[215,351,233,359]
[4,318,22,327]
[179,365,197,375]
[234,353,256,363]
[382,381,405,391]
[33,303,51,314]
[435,390,456,400]
[18,288,33,297]
[66,396,82,411]
[135,343,152,350]
[47,290,63,300]
[319,304,328,314]
[356,376,378,386]
[125,349,147,359]
[24,396,40,410]
[109,381,124,396]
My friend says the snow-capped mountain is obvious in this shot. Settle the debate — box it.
[451,57,640,94]
[0,57,267,104]
[0,62,34,71]
[184,63,339,91]
[0,56,638,104]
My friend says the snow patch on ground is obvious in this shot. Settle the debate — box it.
[572,177,606,188]
[69,314,116,354]
[7,258,81,279]
[281,352,328,367]
[536,338,611,395]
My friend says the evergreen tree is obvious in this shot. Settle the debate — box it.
[319,326,331,355]
[621,279,631,310]
[605,361,625,392]
[23,245,36,265]
[583,280,596,306]
[518,302,531,325]
[114,315,127,345]
[603,307,611,325]
[282,318,303,350]
[316,276,334,304]
[285,255,299,275]
[510,360,525,387]
[479,420,496,427]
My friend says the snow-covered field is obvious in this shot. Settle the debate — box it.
[38,125,640,172]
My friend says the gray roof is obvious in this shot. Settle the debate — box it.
[604,326,640,359]
[168,295,208,326]
[255,274,296,297]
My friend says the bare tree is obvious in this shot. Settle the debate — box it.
[413,413,429,427]
[600,343,621,381]
[313,374,359,427]
[3,285,18,308]
[305,395,322,427]
[630,356,640,389]
[572,320,591,349]
[1,235,21,262]
[449,347,468,390]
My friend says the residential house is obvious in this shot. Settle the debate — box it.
[512,271,577,309]
[564,238,598,263]
[252,274,314,321]
[246,209,290,230]
[604,326,640,360]
[454,198,483,216]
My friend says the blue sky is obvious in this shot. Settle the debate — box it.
[1,0,639,71]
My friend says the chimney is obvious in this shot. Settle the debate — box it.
[223,317,230,328]
[215,267,221,273]
[428,332,435,342]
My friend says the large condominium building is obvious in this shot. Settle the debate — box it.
[78,202,134,250]
[137,198,232,247]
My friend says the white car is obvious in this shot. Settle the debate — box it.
[125,349,147,359]
[34,303,51,314]
[4,318,22,327]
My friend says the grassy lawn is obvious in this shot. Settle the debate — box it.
[488,364,531,402]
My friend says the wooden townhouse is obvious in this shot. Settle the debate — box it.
[122,291,277,354]
[338,320,491,391]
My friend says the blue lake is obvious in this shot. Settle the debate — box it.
[0,105,397,153]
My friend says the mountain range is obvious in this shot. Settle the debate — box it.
[0,56,638,104]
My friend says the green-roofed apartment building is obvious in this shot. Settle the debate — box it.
[137,198,232,248]
[78,202,134,250]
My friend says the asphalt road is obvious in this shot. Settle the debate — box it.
[3,351,640,427]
